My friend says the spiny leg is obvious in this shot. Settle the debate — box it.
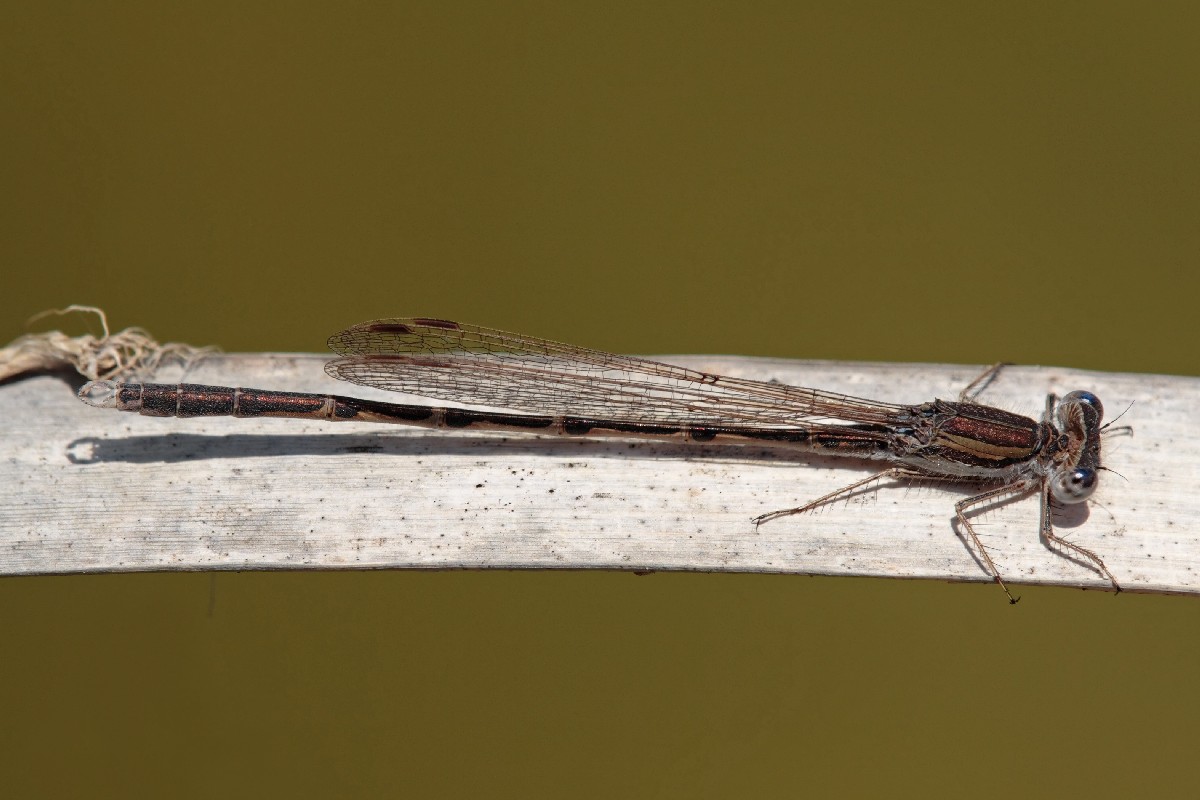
[955,481,1038,604]
[756,467,1039,604]
[753,467,939,528]
[1039,483,1122,594]
[958,362,1013,403]
[753,469,902,528]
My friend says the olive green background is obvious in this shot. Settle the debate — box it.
[2,3,1198,797]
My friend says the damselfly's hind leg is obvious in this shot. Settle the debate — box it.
[958,362,1013,403]
[752,468,915,529]
[753,467,982,528]
[1038,483,1122,594]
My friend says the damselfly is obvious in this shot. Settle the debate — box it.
[78,317,1122,601]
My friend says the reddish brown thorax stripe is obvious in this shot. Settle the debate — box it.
[931,401,1043,464]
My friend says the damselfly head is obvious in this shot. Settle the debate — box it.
[1050,390,1105,504]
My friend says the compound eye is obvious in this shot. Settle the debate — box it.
[1061,391,1103,420]
[1051,467,1098,503]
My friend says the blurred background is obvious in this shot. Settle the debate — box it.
[2,3,1197,797]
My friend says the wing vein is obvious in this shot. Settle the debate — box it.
[324,318,906,427]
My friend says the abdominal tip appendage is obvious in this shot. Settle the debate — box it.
[78,380,119,408]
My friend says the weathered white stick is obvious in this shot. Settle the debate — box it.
[2,353,1196,596]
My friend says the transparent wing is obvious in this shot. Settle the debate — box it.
[325,317,906,428]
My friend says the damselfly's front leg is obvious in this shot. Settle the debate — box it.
[1038,482,1122,594]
